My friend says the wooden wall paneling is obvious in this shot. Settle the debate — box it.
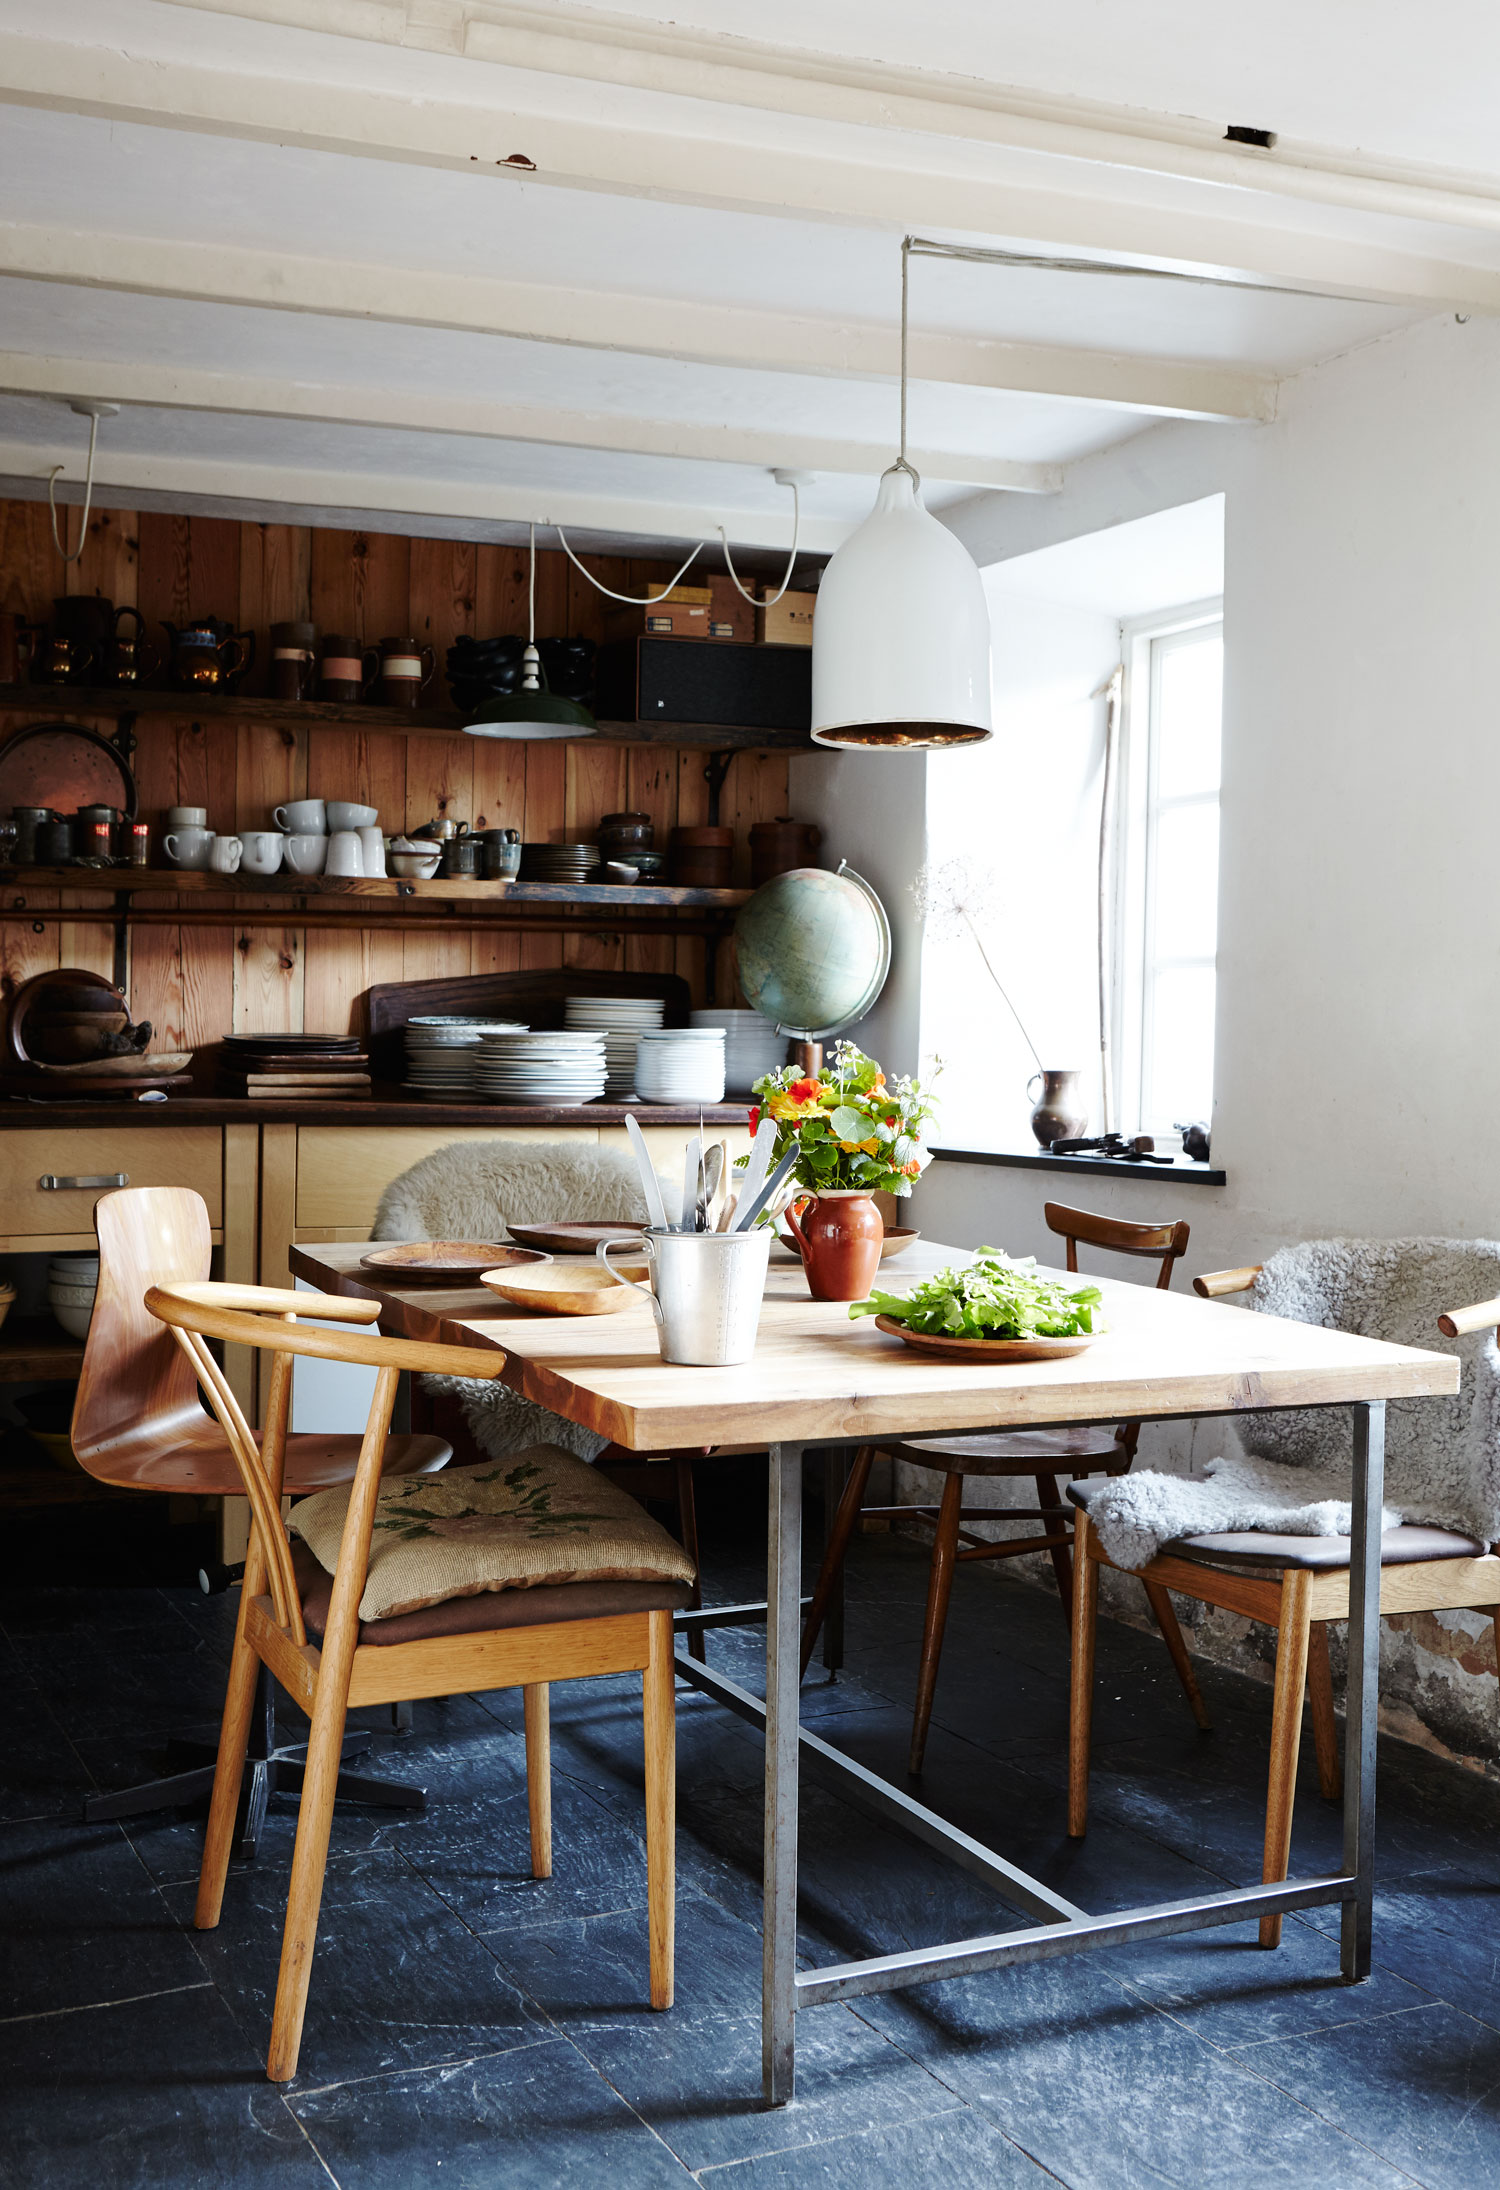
[410,536,475,707]
[237,522,312,696]
[234,525,313,1027]
[519,742,566,975]
[402,540,476,983]
[623,742,678,983]
[64,505,139,609]
[673,747,712,1002]
[563,738,627,975]
[0,498,57,620]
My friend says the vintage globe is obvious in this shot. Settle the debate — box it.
[733,862,891,1039]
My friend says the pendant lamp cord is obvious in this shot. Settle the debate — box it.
[892,234,920,489]
[47,409,101,566]
[552,474,800,608]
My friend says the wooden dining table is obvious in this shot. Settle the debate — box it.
[290,1234,1458,2104]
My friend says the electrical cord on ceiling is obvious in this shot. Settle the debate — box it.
[552,472,800,607]
[47,407,103,566]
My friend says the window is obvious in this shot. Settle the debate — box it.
[1113,604,1223,1139]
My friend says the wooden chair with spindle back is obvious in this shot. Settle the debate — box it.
[1069,1266,1500,1948]
[146,1278,682,2084]
[800,1202,1206,1775]
[72,1186,451,1841]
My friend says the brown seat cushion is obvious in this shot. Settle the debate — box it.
[1065,1478,1486,1570]
[292,1540,692,1646]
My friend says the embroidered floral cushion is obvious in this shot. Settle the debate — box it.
[289,1443,697,1623]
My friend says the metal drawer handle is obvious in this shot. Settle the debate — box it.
[38,1172,128,1191]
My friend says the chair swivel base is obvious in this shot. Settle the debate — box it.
[81,1668,425,1857]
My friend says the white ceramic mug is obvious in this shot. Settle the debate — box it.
[324,829,363,878]
[239,830,285,877]
[283,832,327,876]
[598,1227,770,1365]
[163,826,216,870]
[209,833,243,875]
[356,825,386,877]
[167,805,208,828]
[273,798,326,834]
[326,800,379,832]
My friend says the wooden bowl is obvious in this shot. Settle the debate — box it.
[359,1241,549,1282]
[479,1259,651,1315]
[505,1220,648,1256]
[871,1316,1098,1363]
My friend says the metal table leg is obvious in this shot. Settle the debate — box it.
[821,1446,847,1675]
[1342,1399,1384,1980]
[763,1439,803,2105]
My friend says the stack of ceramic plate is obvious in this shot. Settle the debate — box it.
[689,1008,790,1094]
[634,1026,726,1104]
[563,994,666,1098]
[403,1016,527,1100]
[48,1253,99,1341]
[472,1028,607,1106]
[519,842,599,885]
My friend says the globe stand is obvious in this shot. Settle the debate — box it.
[794,1040,823,1079]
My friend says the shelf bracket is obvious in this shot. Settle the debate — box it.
[703,750,736,826]
[110,710,138,765]
[111,890,130,989]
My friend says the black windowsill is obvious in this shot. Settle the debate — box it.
[931,1146,1226,1186]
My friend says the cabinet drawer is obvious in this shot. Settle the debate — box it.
[0,1127,223,1241]
[294,1125,592,1232]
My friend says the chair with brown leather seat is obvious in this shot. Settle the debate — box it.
[146,1279,683,2083]
[799,1202,1207,1775]
[74,1186,450,1844]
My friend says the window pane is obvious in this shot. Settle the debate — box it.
[1145,963,1216,1128]
[1150,801,1219,962]
[1154,631,1222,799]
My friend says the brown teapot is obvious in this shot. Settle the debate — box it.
[163,616,255,692]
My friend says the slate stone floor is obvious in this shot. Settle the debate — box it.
[5,1509,1500,2189]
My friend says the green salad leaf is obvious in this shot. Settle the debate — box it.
[850,1247,1104,1339]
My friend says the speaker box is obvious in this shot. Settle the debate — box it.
[597,637,812,732]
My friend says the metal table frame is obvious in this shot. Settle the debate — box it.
[672,1402,1385,2107]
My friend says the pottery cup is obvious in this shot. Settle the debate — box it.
[324,829,364,878]
[326,801,378,832]
[208,834,243,875]
[163,826,216,871]
[274,799,327,835]
[167,805,208,829]
[356,825,386,877]
[283,832,328,876]
[239,830,285,877]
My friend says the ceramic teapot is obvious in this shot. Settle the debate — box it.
[163,616,255,692]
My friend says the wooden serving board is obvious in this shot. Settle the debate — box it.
[359,1241,549,1281]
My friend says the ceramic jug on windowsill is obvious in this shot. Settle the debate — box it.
[1028,1069,1088,1149]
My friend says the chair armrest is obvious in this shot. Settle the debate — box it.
[161,1280,382,1323]
[146,1284,507,1380]
[1192,1265,1263,1299]
[1438,1296,1500,1338]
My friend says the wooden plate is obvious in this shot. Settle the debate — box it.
[479,1260,651,1314]
[774,1224,921,1262]
[505,1220,648,1255]
[359,1242,551,1281]
[872,1315,1098,1363]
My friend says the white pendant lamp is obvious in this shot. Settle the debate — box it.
[811,243,992,750]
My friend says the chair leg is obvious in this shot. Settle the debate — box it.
[642,1608,676,2011]
[194,1597,265,1930]
[1307,1622,1342,1801]
[799,1443,876,1679]
[1036,1470,1073,1621]
[1068,1511,1099,1837]
[1142,1580,1213,1731]
[909,1472,964,1777]
[1260,1569,1313,1949]
[523,1684,552,1880]
[672,1455,706,1663]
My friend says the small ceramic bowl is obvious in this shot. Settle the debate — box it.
[391,850,443,879]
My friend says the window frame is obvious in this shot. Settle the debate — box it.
[1111,596,1224,1140]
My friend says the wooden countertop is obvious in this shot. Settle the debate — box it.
[0,1093,752,1129]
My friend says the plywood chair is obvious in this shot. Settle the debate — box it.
[73,1186,450,1843]
[800,1203,1205,1774]
[1068,1266,1500,1947]
[146,1279,681,2083]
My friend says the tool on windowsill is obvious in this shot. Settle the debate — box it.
[1047,1132,1174,1165]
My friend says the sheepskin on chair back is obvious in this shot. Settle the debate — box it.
[373,1139,656,1461]
[1247,1237,1500,1544]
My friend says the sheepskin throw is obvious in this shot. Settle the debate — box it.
[1085,1236,1500,1570]
[373,1138,657,1462]
[290,1444,696,1622]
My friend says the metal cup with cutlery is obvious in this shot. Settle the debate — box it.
[598,1228,771,1365]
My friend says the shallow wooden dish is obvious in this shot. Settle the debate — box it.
[871,1315,1098,1363]
[480,1259,651,1314]
[506,1220,648,1255]
[774,1224,920,1263]
[360,1242,550,1281]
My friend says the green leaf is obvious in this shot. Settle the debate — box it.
[829,1105,867,1141]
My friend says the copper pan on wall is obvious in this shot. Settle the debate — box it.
[0,721,138,823]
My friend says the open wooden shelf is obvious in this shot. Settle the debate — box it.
[0,683,816,751]
[0,1318,86,1384]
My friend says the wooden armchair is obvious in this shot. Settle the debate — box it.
[146,1280,681,2082]
[1068,1263,1500,1947]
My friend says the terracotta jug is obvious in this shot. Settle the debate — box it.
[1028,1068,1089,1148]
[782,1188,884,1302]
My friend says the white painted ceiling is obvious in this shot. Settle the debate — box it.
[0,0,1492,558]
[984,496,1225,620]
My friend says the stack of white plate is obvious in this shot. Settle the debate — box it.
[48,1253,99,1341]
[402,1016,529,1100]
[563,995,666,1098]
[473,1029,607,1107]
[634,1026,726,1104]
[689,1008,790,1094]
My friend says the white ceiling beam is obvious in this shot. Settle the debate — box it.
[0,434,851,553]
[4,17,1500,310]
[0,349,1062,492]
[0,228,1278,426]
